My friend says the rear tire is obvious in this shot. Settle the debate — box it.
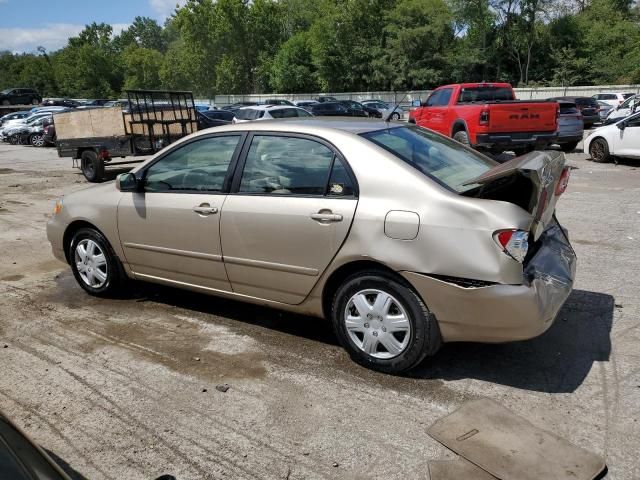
[1,100,9,106]
[589,137,610,163]
[80,150,104,182]
[331,271,441,374]
[31,98,40,105]
[30,133,45,147]
[560,141,579,153]
[453,130,470,147]
[69,227,126,297]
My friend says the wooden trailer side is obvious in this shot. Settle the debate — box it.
[54,108,126,140]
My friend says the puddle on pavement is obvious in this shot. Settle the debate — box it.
[1,274,25,281]
[0,168,15,174]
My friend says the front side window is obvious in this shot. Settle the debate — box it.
[270,108,298,119]
[144,135,240,192]
[235,109,264,120]
[239,135,334,195]
[361,126,496,193]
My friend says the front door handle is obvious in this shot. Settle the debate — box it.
[310,211,343,223]
[193,204,218,215]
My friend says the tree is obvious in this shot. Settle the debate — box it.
[270,32,319,93]
[122,45,164,90]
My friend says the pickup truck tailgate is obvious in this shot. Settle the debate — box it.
[488,102,558,133]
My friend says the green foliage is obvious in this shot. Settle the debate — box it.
[1,0,639,98]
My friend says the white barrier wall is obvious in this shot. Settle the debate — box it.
[203,84,640,106]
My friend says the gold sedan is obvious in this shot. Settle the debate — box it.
[47,119,576,373]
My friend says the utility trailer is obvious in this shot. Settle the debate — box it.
[54,90,197,182]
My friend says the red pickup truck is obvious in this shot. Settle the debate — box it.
[409,83,559,154]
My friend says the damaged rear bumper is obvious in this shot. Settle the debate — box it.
[402,223,576,343]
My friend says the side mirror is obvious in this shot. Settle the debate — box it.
[411,99,421,107]
[617,121,626,130]
[116,172,139,192]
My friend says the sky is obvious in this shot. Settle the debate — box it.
[0,0,187,53]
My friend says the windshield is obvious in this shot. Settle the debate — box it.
[361,126,496,193]
[235,109,264,120]
[1,89,12,95]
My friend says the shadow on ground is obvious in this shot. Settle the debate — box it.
[120,281,613,394]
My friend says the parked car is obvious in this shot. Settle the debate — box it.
[47,119,575,374]
[30,106,70,114]
[103,100,132,111]
[553,101,584,152]
[592,92,635,107]
[221,101,259,112]
[2,116,50,145]
[338,100,381,118]
[410,83,558,154]
[233,105,313,122]
[0,88,41,106]
[265,99,295,106]
[310,102,364,117]
[584,111,640,163]
[0,110,30,126]
[597,101,614,122]
[604,93,640,124]
[548,96,599,128]
[0,112,52,139]
[43,119,56,145]
[197,109,236,129]
[317,96,339,103]
[362,100,405,120]
[41,98,81,108]
[82,99,110,106]
[294,100,318,108]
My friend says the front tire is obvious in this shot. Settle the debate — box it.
[69,228,125,297]
[30,133,45,147]
[331,272,440,374]
[589,137,610,163]
[31,98,40,105]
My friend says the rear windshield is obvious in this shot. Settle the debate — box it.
[575,98,598,107]
[361,126,496,193]
[457,86,514,103]
[558,102,579,114]
[235,109,264,120]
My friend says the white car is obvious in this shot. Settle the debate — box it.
[605,94,640,124]
[361,100,404,120]
[592,92,635,107]
[233,105,313,123]
[0,112,52,138]
[584,111,640,163]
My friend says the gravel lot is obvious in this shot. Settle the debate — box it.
[0,139,638,480]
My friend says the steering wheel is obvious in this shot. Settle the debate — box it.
[182,169,209,190]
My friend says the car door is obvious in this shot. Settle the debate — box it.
[415,90,441,129]
[615,114,640,157]
[426,88,453,135]
[117,133,244,291]
[220,133,358,304]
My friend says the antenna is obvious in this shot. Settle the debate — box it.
[385,92,409,122]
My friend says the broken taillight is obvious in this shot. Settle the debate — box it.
[494,229,529,263]
[555,167,570,196]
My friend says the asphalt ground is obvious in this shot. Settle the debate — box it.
[0,135,638,480]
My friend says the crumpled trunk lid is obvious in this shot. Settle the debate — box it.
[464,150,567,240]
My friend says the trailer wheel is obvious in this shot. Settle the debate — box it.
[81,150,104,183]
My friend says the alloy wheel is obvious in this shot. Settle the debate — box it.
[31,134,44,147]
[74,239,108,288]
[344,289,411,359]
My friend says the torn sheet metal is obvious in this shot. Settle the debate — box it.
[429,458,497,480]
[427,398,605,480]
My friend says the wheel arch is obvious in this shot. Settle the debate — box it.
[321,260,410,320]
[450,119,468,136]
[587,135,608,155]
[62,220,109,264]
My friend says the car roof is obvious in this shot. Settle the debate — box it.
[238,105,305,111]
[198,117,404,135]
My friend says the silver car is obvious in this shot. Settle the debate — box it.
[47,119,576,373]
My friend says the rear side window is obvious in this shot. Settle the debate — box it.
[361,126,496,193]
[239,135,335,195]
[575,98,597,107]
[598,94,616,100]
[235,109,264,120]
[270,108,298,119]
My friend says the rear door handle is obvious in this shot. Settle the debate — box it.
[310,212,343,223]
[193,204,218,215]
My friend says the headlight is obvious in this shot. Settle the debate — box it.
[53,198,63,215]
